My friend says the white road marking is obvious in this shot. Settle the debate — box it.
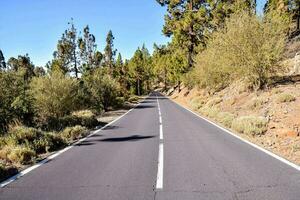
[0,97,149,188]
[159,125,163,140]
[156,94,164,189]
[170,97,300,171]
[156,143,164,189]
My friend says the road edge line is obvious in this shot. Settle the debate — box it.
[0,96,149,188]
[167,95,300,171]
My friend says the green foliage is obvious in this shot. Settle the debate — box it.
[276,93,296,103]
[232,116,268,136]
[127,95,140,103]
[30,71,78,121]
[128,46,153,95]
[104,30,116,69]
[114,97,125,108]
[71,110,99,128]
[248,97,268,109]
[0,50,6,70]
[52,20,80,77]
[60,125,87,142]
[84,68,121,111]
[189,96,206,110]
[199,106,219,119]
[216,112,236,128]
[7,146,36,165]
[190,10,288,91]
[78,25,98,73]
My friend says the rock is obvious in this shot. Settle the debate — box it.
[290,52,300,75]
[277,129,299,138]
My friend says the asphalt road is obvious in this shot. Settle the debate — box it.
[0,92,300,200]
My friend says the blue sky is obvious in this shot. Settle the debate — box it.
[0,0,266,67]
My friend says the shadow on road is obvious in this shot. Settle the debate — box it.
[75,135,156,146]
[100,135,155,142]
[103,125,120,130]
[135,105,155,109]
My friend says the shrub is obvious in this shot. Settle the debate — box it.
[84,68,121,111]
[7,146,36,165]
[8,126,42,145]
[30,71,78,122]
[216,112,236,128]
[276,93,296,103]
[206,97,222,107]
[191,10,287,91]
[232,116,268,136]
[72,110,95,118]
[0,146,13,162]
[72,110,99,128]
[128,95,140,103]
[60,125,87,142]
[199,106,219,119]
[114,97,125,108]
[43,133,66,152]
[248,97,267,109]
[190,97,205,110]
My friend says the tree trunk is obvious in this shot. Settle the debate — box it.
[74,49,78,78]
[137,79,140,96]
[164,67,167,91]
[297,4,300,30]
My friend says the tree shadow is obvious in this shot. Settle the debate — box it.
[99,135,156,142]
[135,105,155,109]
[103,125,120,130]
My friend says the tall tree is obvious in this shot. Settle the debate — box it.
[0,50,6,70]
[104,30,116,69]
[129,48,144,95]
[78,25,97,73]
[156,0,256,69]
[53,19,79,77]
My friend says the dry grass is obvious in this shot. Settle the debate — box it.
[232,116,268,136]
[276,93,296,103]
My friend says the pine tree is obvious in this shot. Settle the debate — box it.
[104,30,116,70]
[78,25,97,73]
[53,19,79,77]
[0,50,6,70]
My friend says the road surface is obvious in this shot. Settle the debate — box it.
[0,92,300,200]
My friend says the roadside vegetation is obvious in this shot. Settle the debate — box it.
[0,23,152,181]
[155,0,300,164]
[1,0,300,181]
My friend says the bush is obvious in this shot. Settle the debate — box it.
[191,11,287,91]
[114,97,125,108]
[128,95,139,103]
[84,68,121,111]
[8,126,42,145]
[7,146,36,165]
[248,97,267,109]
[206,97,222,107]
[71,110,99,128]
[232,116,268,136]
[0,146,13,162]
[199,106,219,119]
[276,93,296,103]
[216,112,236,128]
[43,133,66,152]
[60,125,87,142]
[30,71,78,122]
[190,97,205,110]
[44,111,98,131]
